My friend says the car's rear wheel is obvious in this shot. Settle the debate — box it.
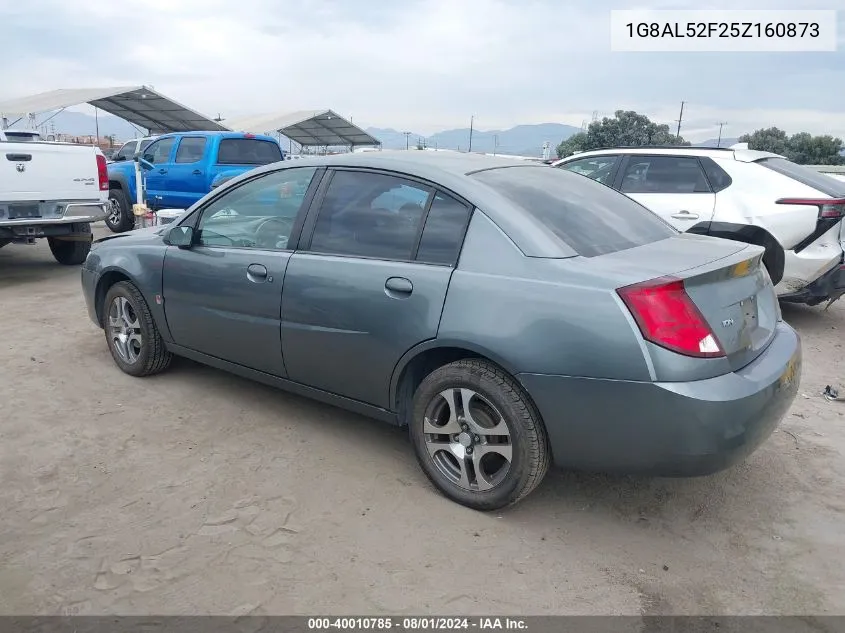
[409,359,550,511]
[48,223,92,265]
[106,187,135,233]
[103,281,172,377]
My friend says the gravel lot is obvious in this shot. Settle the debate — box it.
[1,225,844,616]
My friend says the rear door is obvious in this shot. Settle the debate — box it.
[167,136,209,209]
[281,169,472,408]
[614,155,716,231]
[162,165,321,376]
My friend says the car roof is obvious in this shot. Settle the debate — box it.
[554,146,783,164]
[198,150,580,258]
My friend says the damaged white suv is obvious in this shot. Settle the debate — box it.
[554,145,845,306]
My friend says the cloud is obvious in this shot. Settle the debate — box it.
[3,0,845,140]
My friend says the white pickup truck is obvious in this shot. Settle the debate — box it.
[0,130,109,264]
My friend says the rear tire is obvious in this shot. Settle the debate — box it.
[409,359,550,511]
[48,223,92,265]
[106,187,135,233]
[102,281,172,377]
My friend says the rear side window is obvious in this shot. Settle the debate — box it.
[558,155,619,185]
[217,139,283,165]
[472,166,676,258]
[756,157,845,197]
[619,156,710,194]
[700,157,733,193]
[415,193,471,266]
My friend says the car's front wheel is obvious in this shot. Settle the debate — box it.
[103,281,172,377]
[409,359,550,511]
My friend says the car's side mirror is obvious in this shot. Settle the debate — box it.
[164,225,194,248]
[138,156,155,170]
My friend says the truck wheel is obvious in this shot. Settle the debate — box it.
[48,223,92,265]
[103,281,172,377]
[409,359,551,511]
[106,187,135,233]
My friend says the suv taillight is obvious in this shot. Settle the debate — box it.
[617,276,725,358]
[776,197,845,219]
[96,154,109,191]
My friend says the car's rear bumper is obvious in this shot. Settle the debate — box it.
[779,254,845,306]
[517,321,801,476]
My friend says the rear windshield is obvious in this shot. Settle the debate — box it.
[217,138,283,165]
[756,157,845,197]
[472,166,677,257]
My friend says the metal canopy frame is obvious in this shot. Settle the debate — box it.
[226,110,380,147]
[0,86,229,134]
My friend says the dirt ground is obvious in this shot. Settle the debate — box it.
[1,225,844,616]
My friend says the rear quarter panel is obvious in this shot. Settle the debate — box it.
[713,157,824,249]
[437,210,653,381]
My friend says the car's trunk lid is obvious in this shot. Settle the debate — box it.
[590,233,780,371]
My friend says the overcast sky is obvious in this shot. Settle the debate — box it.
[3,0,845,141]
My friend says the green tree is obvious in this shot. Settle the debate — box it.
[556,110,689,158]
[738,127,844,164]
[737,127,789,155]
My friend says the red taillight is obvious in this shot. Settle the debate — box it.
[96,154,109,191]
[776,197,845,219]
[617,276,725,358]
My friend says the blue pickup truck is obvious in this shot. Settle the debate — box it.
[106,131,284,232]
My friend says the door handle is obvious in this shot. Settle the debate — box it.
[158,168,168,174]
[246,263,268,283]
[192,169,202,175]
[385,276,413,296]
[670,210,699,220]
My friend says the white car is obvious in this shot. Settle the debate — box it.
[110,136,158,163]
[553,146,845,306]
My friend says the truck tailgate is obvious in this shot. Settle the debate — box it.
[1,143,104,202]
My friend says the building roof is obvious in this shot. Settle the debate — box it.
[0,86,228,134]
[225,110,380,147]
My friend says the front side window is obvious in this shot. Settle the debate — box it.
[196,167,318,250]
[558,155,619,185]
[309,170,431,260]
[116,141,136,160]
[142,138,175,164]
[175,137,207,164]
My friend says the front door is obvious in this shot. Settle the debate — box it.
[162,166,321,376]
[281,169,472,409]
[140,137,177,209]
[167,136,210,209]
[614,154,717,231]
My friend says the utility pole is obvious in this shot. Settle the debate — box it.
[94,107,100,142]
[403,131,411,150]
[468,115,474,153]
[675,101,685,139]
[493,134,499,155]
[716,121,728,147]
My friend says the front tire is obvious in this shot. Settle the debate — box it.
[103,281,172,377]
[106,187,135,233]
[409,359,550,511]
[48,223,92,265]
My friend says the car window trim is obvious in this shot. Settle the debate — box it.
[178,165,326,252]
[614,153,714,194]
[297,166,474,264]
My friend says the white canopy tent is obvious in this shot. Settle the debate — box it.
[225,110,380,149]
[0,86,229,134]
